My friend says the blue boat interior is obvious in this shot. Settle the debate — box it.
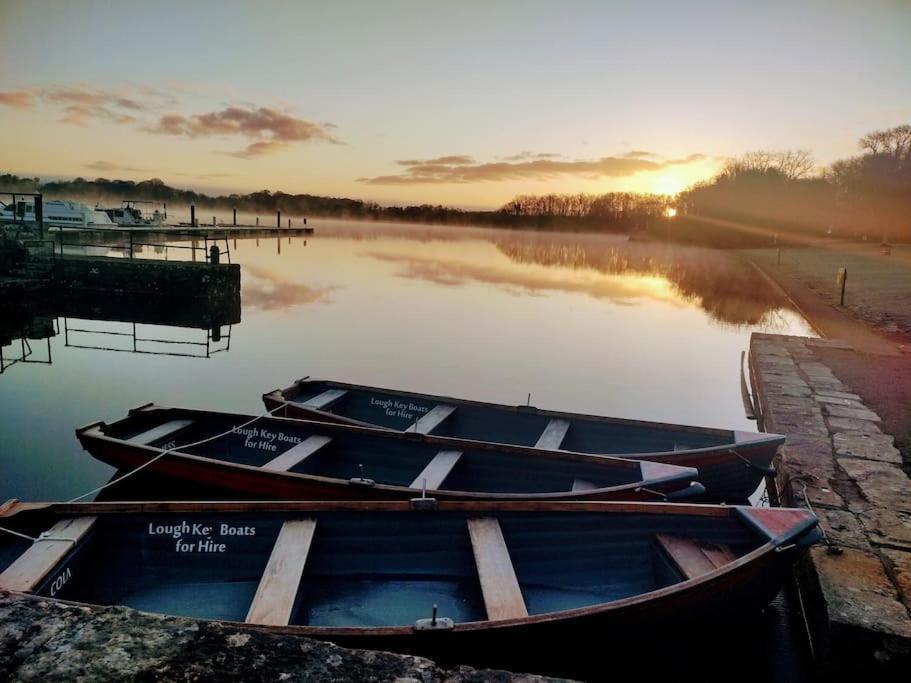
[3,511,768,626]
[106,410,648,494]
[291,383,733,454]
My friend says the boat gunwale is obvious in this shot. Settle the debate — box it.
[263,381,786,461]
[0,499,816,636]
[76,409,700,501]
[262,377,785,460]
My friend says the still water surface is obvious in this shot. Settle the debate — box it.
[1,220,813,501]
[0,220,815,680]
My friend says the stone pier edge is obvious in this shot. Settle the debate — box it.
[749,332,911,673]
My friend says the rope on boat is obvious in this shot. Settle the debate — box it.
[727,448,776,476]
[66,403,288,503]
[0,527,77,544]
[784,474,841,555]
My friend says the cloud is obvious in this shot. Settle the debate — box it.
[501,151,562,161]
[0,91,34,109]
[224,140,291,158]
[84,161,151,173]
[623,150,657,158]
[359,151,708,185]
[145,106,341,157]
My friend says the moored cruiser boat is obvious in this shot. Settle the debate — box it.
[0,199,115,229]
[0,499,820,674]
[263,379,785,501]
[97,200,167,227]
[75,404,704,502]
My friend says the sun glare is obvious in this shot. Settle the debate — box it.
[664,207,678,218]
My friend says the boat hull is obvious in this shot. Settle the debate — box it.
[264,391,779,501]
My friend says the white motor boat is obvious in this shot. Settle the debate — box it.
[0,199,116,229]
[97,200,168,227]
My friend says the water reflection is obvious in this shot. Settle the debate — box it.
[243,263,337,311]
[0,289,240,375]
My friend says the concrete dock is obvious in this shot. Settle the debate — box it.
[750,332,911,675]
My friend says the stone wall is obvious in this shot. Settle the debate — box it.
[0,592,564,682]
[749,333,911,676]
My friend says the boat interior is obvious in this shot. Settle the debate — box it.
[285,382,734,453]
[96,408,656,494]
[0,510,763,627]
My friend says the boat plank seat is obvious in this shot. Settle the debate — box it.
[467,517,528,621]
[656,533,737,580]
[245,519,317,626]
[262,436,332,472]
[535,419,571,450]
[0,516,97,592]
[301,389,347,410]
[128,419,194,446]
[410,404,456,435]
[410,450,462,490]
[571,478,597,492]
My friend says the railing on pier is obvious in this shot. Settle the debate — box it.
[62,318,232,359]
[52,230,232,264]
[0,320,56,374]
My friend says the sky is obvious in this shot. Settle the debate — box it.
[1,0,909,208]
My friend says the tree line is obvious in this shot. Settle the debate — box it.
[679,124,911,242]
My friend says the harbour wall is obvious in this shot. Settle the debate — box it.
[749,332,911,677]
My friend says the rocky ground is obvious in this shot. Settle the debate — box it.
[0,592,566,683]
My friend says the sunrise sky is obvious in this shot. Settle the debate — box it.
[1,1,909,208]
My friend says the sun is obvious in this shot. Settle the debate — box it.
[651,173,688,196]
[664,207,678,218]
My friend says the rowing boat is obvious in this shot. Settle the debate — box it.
[264,379,783,500]
[0,499,820,674]
[75,404,704,501]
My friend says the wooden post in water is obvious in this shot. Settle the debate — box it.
[256,216,260,227]
[288,218,291,228]
[190,203,196,227]
[277,209,281,228]
[212,216,216,226]
[837,267,847,306]
[233,207,237,226]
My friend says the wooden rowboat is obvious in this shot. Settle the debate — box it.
[264,379,784,500]
[75,404,704,502]
[0,499,820,675]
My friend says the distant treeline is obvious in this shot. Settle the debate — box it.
[0,174,668,233]
[678,125,911,243]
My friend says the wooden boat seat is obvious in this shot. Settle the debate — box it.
[410,404,456,435]
[127,419,194,446]
[571,478,597,492]
[300,389,347,410]
[245,519,317,626]
[0,516,97,592]
[262,436,332,472]
[656,533,738,580]
[410,450,462,490]
[535,419,570,450]
[467,518,528,621]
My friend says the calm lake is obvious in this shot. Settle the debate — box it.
[1,219,813,502]
[0,219,816,680]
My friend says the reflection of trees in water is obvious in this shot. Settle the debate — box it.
[494,234,792,326]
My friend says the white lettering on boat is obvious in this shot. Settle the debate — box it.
[49,566,72,596]
[233,426,302,453]
[369,397,430,421]
[147,521,257,554]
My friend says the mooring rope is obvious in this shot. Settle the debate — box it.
[0,404,289,546]
[783,473,841,555]
[66,403,288,503]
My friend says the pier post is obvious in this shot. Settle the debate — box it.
[190,203,197,228]
[277,209,281,228]
[233,207,237,226]
[837,267,847,306]
[210,245,220,264]
[212,216,217,226]
[288,218,291,228]
[35,194,44,238]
